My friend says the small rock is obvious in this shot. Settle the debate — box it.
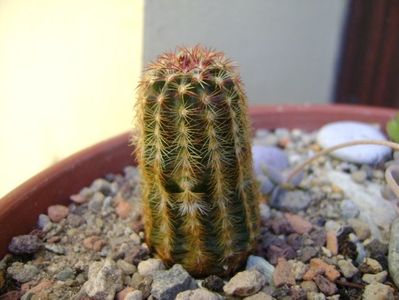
[47,205,69,222]
[124,245,150,265]
[67,214,85,227]
[125,290,143,300]
[115,198,133,219]
[324,220,341,233]
[8,234,42,255]
[359,258,383,274]
[117,259,136,275]
[362,271,388,284]
[151,264,197,300]
[79,258,123,300]
[176,288,222,300]
[7,262,39,283]
[388,218,399,289]
[326,231,338,256]
[313,275,337,296]
[55,267,75,281]
[138,258,165,276]
[252,145,289,178]
[298,246,318,263]
[246,255,274,284]
[271,189,312,212]
[300,281,318,293]
[88,192,105,212]
[340,200,360,219]
[285,213,312,234]
[83,235,107,252]
[317,121,391,164]
[202,275,224,293]
[44,243,65,254]
[303,258,340,282]
[307,292,326,300]
[70,193,88,203]
[37,214,51,229]
[132,274,152,299]
[259,203,271,220]
[273,257,295,287]
[351,170,367,183]
[347,218,370,240]
[223,269,266,297]
[244,292,273,300]
[337,259,358,278]
[28,279,53,294]
[363,282,395,300]
[289,260,308,280]
[116,287,135,300]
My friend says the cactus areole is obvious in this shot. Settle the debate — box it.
[134,46,260,276]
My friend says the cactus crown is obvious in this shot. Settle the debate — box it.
[134,46,259,276]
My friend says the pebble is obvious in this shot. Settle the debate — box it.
[347,218,371,240]
[244,292,273,300]
[138,258,165,277]
[47,204,69,222]
[284,213,312,234]
[37,214,51,229]
[316,121,391,164]
[117,259,137,275]
[83,235,107,252]
[326,231,338,256]
[301,280,318,293]
[307,292,326,300]
[44,243,65,254]
[303,258,340,282]
[273,257,295,287]
[151,264,197,300]
[259,203,271,221]
[388,218,399,289]
[201,275,224,293]
[252,145,289,178]
[70,193,88,204]
[340,200,360,219]
[176,288,222,300]
[115,197,133,219]
[359,258,383,274]
[79,258,123,300]
[363,282,395,300]
[8,234,42,255]
[351,170,368,183]
[125,290,143,300]
[246,255,274,284]
[7,262,39,283]
[271,189,312,212]
[135,275,152,299]
[116,287,135,300]
[324,220,341,234]
[223,269,266,297]
[55,267,75,281]
[88,192,105,213]
[289,260,308,280]
[27,278,53,294]
[314,274,337,296]
[362,271,388,284]
[337,259,358,278]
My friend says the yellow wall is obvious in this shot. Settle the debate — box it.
[0,0,144,197]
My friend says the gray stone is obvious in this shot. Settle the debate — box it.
[138,258,165,276]
[271,189,311,212]
[306,292,326,300]
[117,259,136,275]
[259,204,271,221]
[388,218,399,289]
[176,288,222,300]
[55,267,75,281]
[363,282,395,300]
[351,170,367,183]
[79,258,123,300]
[340,200,359,219]
[362,271,388,284]
[246,255,274,284]
[289,260,308,280]
[44,243,65,255]
[88,192,105,213]
[8,234,42,255]
[37,214,51,229]
[223,269,266,297]
[7,262,39,283]
[252,145,289,178]
[337,260,358,278]
[317,121,391,164]
[347,218,370,240]
[151,264,197,300]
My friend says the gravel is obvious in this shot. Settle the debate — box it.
[1,127,399,299]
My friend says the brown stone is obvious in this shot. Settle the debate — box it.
[0,290,23,300]
[83,235,107,251]
[273,257,296,287]
[116,287,135,300]
[28,279,53,294]
[303,258,340,282]
[326,231,338,256]
[116,200,132,219]
[70,194,87,203]
[285,213,312,234]
[47,205,69,222]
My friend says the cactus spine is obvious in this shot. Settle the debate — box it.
[135,46,259,276]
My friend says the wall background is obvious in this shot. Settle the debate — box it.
[0,0,347,197]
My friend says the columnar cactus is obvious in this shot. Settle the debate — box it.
[134,46,259,276]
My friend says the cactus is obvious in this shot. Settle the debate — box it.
[134,46,260,276]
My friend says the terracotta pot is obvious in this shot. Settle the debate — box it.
[0,104,396,257]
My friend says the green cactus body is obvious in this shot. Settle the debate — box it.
[135,46,259,276]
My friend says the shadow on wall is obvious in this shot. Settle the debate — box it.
[142,0,348,105]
